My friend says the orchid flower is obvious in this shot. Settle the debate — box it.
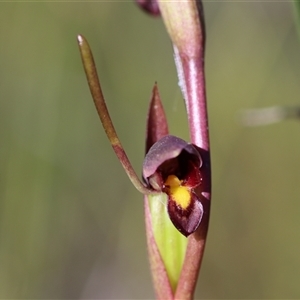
[77,1,211,299]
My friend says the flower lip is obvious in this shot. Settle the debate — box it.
[142,135,202,182]
[167,191,203,237]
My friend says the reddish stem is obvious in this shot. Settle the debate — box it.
[171,4,211,299]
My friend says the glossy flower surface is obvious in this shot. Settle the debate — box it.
[143,135,203,236]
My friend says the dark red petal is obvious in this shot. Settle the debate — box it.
[143,135,202,180]
[167,192,203,237]
[183,160,202,188]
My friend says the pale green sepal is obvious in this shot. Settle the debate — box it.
[148,193,187,292]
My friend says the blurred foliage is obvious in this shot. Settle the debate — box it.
[294,0,300,35]
[0,2,300,299]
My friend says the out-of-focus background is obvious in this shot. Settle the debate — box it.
[0,2,300,299]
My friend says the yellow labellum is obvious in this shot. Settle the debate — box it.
[165,175,191,209]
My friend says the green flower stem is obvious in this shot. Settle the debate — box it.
[77,35,154,195]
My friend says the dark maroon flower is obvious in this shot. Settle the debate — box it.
[143,135,203,236]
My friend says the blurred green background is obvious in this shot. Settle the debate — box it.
[0,2,300,299]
